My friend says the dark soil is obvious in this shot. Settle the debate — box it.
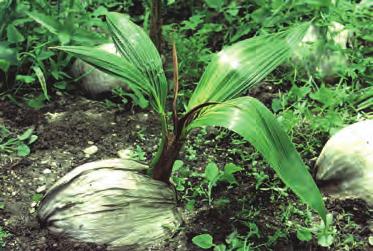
[1,93,372,251]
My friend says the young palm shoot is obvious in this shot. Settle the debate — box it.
[38,12,327,249]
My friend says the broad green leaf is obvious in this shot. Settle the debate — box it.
[187,23,310,111]
[317,232,334,247]
[187,97,327,223]
[222,163,242,184]
[192,234,214,249]
[296,227,312,241]
[106,12,168,114]
[32,66,49,100]
[205,162,219,182]
[17,144,30,157]
[25,94,46,110]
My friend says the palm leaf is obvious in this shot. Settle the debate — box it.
[187,23,309,111]
[106,12,168,114]
[187,97,327,222]
[52,45,162,110]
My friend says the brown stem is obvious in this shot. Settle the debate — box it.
[149,0,162,52]
[172,41,179,134]
[152,133,184,184]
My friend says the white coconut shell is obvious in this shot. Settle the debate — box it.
[71,43,126,96]
[38,159,182,249]
[316,120,373,206]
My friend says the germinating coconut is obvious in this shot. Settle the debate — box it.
[38,159,182,249]
[71,43,125,96]
[316,120,373,206]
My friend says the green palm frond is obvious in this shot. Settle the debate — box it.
[53,46,150,97]
[187,23,309,111]
[54,13,168,115]
[106,12,168,114]
[187,97,327,222]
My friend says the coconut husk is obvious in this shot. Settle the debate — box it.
[316,120,373,206]
[38,158,182,250]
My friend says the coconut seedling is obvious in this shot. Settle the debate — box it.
[38,12,328,249]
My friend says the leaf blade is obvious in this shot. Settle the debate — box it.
[53,45,155,103]
[187,23,309,111]
[106,12,168,114]
[187,97,327,222]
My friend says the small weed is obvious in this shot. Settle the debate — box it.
[0,126,37,157]
[0,226,10,248]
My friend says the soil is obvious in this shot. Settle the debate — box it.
[0,93,372,251]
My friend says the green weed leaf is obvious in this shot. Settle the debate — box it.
[317,232,334,247]
[205,0,225,10]
[32,66,49,100]
[221,163,242,184]
[205,162,220,182]
[16,144,30,157]
[192,233,214,249]
[6,23,25,43]
[309,85,336,107]
[296,227,312,241]
[17,128,33,141]
[32,193,43,203]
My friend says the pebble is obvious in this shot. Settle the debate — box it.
[83,145,98,156]
[137,113,149,122]
[40,159,49,164]
[87,141,94,145]
[29,208,35,214]
[31,202,37,208]
[36,185,47,193]
[42,168,51,174]
[50,161,58,168]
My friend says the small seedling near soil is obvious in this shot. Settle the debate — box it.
[37,12,329,248]
[0,226,10,248]
[203,162,242,205]
[0,126,37,157]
